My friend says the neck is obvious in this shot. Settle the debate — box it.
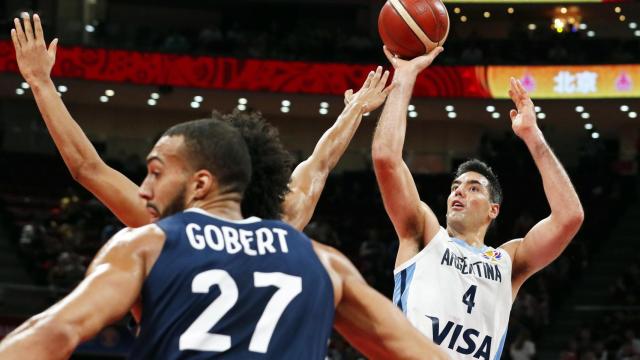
[188,192,244,221]
[446,223,488,248]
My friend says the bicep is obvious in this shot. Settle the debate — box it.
[374,160,438,241]
[510,216,579,285]
[79,163,150,227]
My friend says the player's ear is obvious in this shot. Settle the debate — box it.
[191,170,215,200]
[489,203,500,220]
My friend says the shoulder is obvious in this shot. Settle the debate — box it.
[499,238,523,260]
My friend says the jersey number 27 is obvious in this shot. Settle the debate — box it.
[179,269,302,353]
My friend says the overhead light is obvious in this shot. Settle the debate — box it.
[635,30,640,37]
[454,7,461,14]
[629,112,638,119]
[614,6,622,14]
[591,132,600,139]
[486,105,495,112]
[99,96,109,103]
[448,112,457,119]
[237,104,247,111]
[587,30,595,37]
[15,88,25,95]
[575,106,584,113]
[57,85,68,93]
[190,101,200,109]
[105,89,115,97]
[84,24,95,33]
[460,16,467,23]
[408,104,415,111]
[281,100,291,107]
[409,111,418,118]
[492,112,500,119]
[579,23,587,30]
[584,123,593,130]
[238,98,248,105]
[280,106,290,113]
[537,113,546,120]
[620,105,629,112]
[483,11,490,18]
[319,108,329,115]
[507,7,514,14]
[193,96,203,103]
[320,102,329,109]
[528,23,537,31]
[150,92,160,100]
[147,99,157,106]
[560,7,567,14]
[534,106,541,113]
[21,82,29,89]
[445,105,455,112]
[581,112,590,119]
[629,22,637,29]
[619,15,626,22]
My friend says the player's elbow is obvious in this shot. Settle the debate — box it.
[557,205,584,234]
[70,159,104,184]
[372,145,399,171]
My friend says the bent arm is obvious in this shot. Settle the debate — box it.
[0,228,147,359]
[372,73,439,256]
[509,132,584,288]
[283,102,364,230]
[29,79,149,227]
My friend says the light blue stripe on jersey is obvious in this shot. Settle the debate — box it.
[393,263,416,314]
[450,238,490,254]
[493,328,508,360]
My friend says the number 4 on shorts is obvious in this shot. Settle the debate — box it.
[462,285,477,314]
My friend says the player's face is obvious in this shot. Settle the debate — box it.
[446,172,498,230]
[139,135,192,221]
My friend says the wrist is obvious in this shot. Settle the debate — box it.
[521,127,545,147]
[392,69,419,86]
[28,77,55,92]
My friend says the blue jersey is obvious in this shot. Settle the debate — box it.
[129,208,335,360]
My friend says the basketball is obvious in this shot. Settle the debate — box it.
[378,0,450,59]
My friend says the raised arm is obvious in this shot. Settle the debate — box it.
[312,242,448,360]
[502,78,584,293]
[283,66,392,230]
[0,226,157,359]
[372,47,443,264]
[11,13,149,227]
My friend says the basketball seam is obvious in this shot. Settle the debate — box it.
[388,0,437,52]
[384,3,425,54]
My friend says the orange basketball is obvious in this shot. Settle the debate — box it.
[378,0,450,59]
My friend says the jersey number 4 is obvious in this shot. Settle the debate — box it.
[462,285,477,314]
[179,269,302,353]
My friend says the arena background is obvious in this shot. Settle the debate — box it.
[0,0,639,359]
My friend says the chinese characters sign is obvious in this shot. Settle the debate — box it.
[488,65,639,99]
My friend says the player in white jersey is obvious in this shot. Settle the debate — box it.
[369,46,584,359]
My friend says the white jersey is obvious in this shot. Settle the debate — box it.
[393,227,513,360]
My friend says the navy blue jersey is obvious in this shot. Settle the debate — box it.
[129,208,335,360]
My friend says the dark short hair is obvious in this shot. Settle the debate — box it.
[214,110,293,220]
[455,159,502,205]
[162,118,251,195]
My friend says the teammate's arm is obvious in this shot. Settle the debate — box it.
[372,47,443,262]
[0,226,157,360]
[313,242,448,359]
[10,13,149,228]
[502,78,584,292]
[283,67,392,230]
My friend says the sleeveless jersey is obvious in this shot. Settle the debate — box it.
[392,227,513,360]
[129,208,335,360]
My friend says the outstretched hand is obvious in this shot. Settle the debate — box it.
[383,45,443,79]
[508,77,540,140]
[11,13,58,85]
[344,66,394,113]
